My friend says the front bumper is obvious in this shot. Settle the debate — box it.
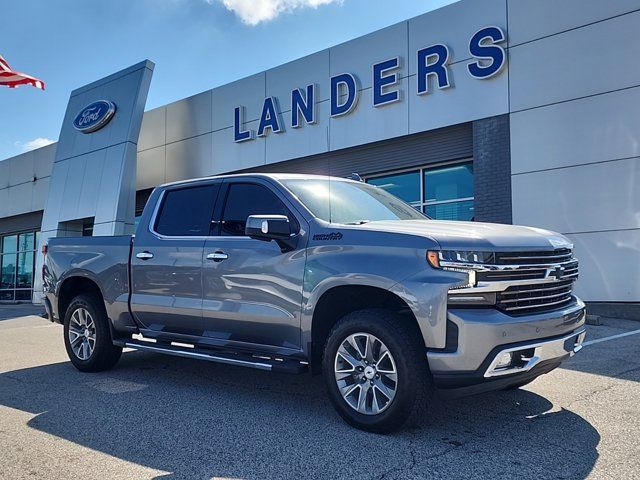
[427,298,586,396]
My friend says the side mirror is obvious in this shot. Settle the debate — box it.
[245,215,292,239]
[245,215,298,252]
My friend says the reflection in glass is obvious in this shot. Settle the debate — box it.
[1,253,17,289]
[425,200,474,221]
[18,232,35,252]
[0,290,14,301]
[2,235,17,254]
[424,162,473,203]
[17,252,34,288]
[368,171,421,206]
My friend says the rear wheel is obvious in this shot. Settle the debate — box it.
[63,294,122,372]
[322,309,430,433]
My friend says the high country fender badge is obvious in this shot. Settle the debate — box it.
[313,232,343,241]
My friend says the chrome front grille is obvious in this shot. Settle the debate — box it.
[495,248,573,265]
[448,248,580,315]
[496,279,575,314]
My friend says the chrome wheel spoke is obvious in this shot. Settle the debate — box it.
[68,307,96,361]
[334,332,398,416]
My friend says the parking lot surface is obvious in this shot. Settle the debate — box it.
[1,305,639,479]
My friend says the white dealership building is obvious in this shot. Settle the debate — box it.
[0,0,638,318]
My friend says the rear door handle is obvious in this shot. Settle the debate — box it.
[206,251,228,262]
[136,251,154,260]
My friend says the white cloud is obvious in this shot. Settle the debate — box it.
[15,137,55,152]
[210,0,343,25]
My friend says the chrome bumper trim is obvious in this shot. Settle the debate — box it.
[484,328,586,378]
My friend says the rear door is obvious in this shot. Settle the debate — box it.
[201,179,307,351]
[130,181,221,337]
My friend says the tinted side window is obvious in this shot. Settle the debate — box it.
[155,185,219,236]
[221,183,290,236]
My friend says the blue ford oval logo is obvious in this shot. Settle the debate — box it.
[73,100,116,133]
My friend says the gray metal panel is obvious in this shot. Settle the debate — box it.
[33,143,55,179]
[165,133,213,182]
[31,177,49,213]
[0,160,9,189]
[330,21,408,91]
[568,229,640,302]
[266,50,330,111]
[212,73,265,131]
[507,0,640,46]
[8,150,34,185]
[136,146,166,190]
[212,121,265,174]
[138,106,166,151]
[408,60,509,134]
[7,183,33,218]
[407,0,507,75]
[0,210,43,235]
[512,157,640,234]
[509,11,640,112]
[246,122,472,178]
[265,100,330,164]
[511,86,640,174]
[166,90,212,144]
[330,77,410,151]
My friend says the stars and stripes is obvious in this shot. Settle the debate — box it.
[0,54,45,90]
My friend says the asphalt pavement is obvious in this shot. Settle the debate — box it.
[1,304,639,479]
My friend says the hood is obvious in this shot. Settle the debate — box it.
[355,220,572,251]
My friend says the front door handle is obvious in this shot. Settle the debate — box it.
[206,251,228,262]
[136,251,154,260]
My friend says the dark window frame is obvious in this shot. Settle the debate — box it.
[216,181,299,238]
[153,183,221,238]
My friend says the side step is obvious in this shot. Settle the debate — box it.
[114,339,308,374]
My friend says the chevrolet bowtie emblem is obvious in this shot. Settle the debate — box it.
[548,266,564,280]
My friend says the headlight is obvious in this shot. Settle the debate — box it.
[427,250,479,289]
[437,250,494,265]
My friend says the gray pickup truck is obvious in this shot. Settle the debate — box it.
[43,173,586,432]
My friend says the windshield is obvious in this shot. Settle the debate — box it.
[281,178,427,224]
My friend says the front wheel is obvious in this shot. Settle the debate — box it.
[63,294,122,372]
[322,309,431,433]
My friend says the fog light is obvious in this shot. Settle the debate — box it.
[495,352,513,369]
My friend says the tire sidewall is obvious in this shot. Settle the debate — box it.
[322,310,426,432]
[63,294,114,371]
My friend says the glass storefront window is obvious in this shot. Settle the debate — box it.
[424,163,473,203]
[0,230,39,302]
[425,200,474,221]
[18,232,35,252]
[368,171,421,207]
[16,252,34,288]
[2,235,17,254]
[1,253,17,289]
[366,161,474,221]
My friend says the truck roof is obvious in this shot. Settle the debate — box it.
[157,172,360,189]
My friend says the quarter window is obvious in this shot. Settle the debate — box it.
[155,184,219,236]
[221,183,291,236]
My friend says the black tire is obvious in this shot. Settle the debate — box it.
[63,294,122,372]
[322,308,431,433]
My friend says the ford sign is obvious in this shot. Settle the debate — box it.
[73,100,116,133]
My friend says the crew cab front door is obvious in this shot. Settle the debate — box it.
[130,181,221,337]
[201,179,306,351]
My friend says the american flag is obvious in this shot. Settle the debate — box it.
[0,54,45,90]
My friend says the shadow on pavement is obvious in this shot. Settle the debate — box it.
[1,351,599,479]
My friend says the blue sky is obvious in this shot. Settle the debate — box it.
[0,0,456,160]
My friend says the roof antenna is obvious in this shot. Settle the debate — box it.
[347,173,364,182]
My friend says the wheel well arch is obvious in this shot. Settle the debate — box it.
[57,276,104,321]
[310,285,424,374]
